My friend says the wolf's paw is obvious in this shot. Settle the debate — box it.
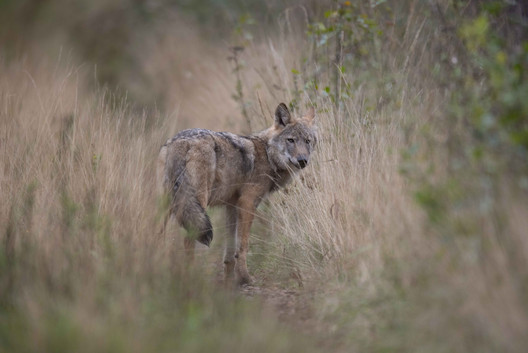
[236,267,253,286]
[197,229,213,247]
[237,275,253,286]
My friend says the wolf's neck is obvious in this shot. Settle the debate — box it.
[249,132,280,172]
[248,134,292,192]
[270,168,292,192]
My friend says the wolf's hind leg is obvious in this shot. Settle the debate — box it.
[234,197,256,285]
[184,236,195,261]
[223,205,237,282]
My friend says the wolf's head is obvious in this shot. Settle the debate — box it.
[266,103,317,172]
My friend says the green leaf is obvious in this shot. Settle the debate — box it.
[459,14,489,52]
[324,10,336,19]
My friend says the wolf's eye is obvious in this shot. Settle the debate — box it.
[305,139,311,144]
[287,138,295,143]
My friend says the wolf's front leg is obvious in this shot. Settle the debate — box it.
[235,198,256,285]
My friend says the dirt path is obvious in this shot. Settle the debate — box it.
[237,282,318,334]
[240,284,300,318]
[204,244,319,332]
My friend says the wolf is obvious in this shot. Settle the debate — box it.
[157,103,317,285]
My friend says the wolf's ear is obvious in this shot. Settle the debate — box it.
[274,103,292,128]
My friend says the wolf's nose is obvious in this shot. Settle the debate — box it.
[298,158,308,169]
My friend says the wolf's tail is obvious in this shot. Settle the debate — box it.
[160,148,213,247]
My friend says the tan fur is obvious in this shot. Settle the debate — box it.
[158,103,317,285]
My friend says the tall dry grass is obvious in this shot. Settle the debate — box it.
[0,51,316,352]
[207,4,528,352]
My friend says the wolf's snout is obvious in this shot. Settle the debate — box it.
[297,157,308,169]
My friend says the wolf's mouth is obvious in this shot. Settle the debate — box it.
[288,158,300,169]
[289,158,307,169]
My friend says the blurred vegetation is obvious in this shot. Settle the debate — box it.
[1,0,528,352]
[302,1,528,352]
[0,0,303,101]
[235,1,528,352]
